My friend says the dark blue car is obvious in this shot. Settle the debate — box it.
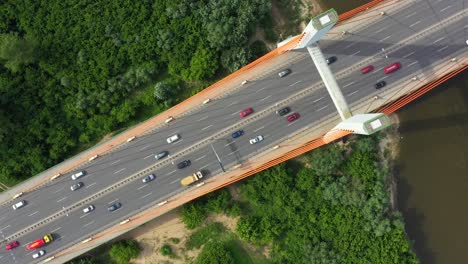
[232,130,244,139]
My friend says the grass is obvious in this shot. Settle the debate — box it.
[186,222,226,249]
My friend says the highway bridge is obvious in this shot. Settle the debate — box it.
[0,0,467,263]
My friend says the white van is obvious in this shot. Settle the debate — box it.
[12,200,26,210]
[71,170,86,180]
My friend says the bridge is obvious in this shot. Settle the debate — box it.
[0,0,467,263]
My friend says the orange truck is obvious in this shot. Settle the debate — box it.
[27,234,53,250]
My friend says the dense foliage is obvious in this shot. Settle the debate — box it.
[108,239,140,264]
[195,241,235,264]
[0,0,270,185]
[236,136,419,263]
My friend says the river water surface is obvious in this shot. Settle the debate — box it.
[319,0,468,263]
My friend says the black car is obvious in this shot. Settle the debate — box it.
[375,81,386,89]
[326,56,337,65]
[231,130,244,139]
[177,160,191,169]
[276,107,290,116]
[108,202,121,212]
[154,151,169,160]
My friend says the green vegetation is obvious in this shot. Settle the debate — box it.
[160,244,174,257]
[181,135,418,263]
[108,239,140,264]
[235,135,418,263]
[67,239,140,264]
[180,189,235,229]
[0,0,271,186]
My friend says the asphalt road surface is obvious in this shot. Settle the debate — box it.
[1,0,467,263]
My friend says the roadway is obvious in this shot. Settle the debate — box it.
[0,0,467,262]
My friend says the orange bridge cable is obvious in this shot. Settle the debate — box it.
[379,60,458,111]
[380,65,467,114]
[380,61,461,113]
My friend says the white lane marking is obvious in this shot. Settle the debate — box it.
[144,154,153,159]
[260,95,272,102]
[139,145,151,151]
[227,101,238,107]
[56,197,67,203]
[224,141,235,147]
[439,5,451,12]
[52,187,64,194]
[287,121,297,127]
[381,75,389,80]
[195,155,207,161]
[80,213,89,219]
[409,21,421,27]
[405,11,417,18]
[167,170,177,176]
[201,125,213,131]
[375,67,384,72]
[28,211,39,217]
[380,35,392,42]
[140,192,153,199]
[313,97,324,103]
[169,178,180,185]
[375,26,388,33]
[346,90,360,97]
[110,159,121,165]
[85,182,96,189]
[403,51,415,58]
[197,116,208,122]
[253,126,265,133]
[231,111,239,116]
[114,168,126,174]
[108,199,119,205]
[255,86,268,93]
[173,139,184,145]
[464,24,468,29]
[84,221,94,227]
[317,105,329,112]
[433,37,445,44]
[0,225,10,231]
[137,184,148,190]
[437,45,449,52]
[51,227,62,233]
[344,42,356,49]
[289,80,301,87]
[350,50,361,56]
[343,81,355,88]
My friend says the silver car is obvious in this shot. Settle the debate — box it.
[32,250,45,259]
[142,174,156,183]
[249,135,264,145]
[83,205,95,214]
[70,182,83,191]
[278,69,291,78]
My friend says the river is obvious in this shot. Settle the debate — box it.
[319,0,468,263]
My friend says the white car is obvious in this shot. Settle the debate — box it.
[32,250,45,259]
[166,134,180,144]
[249,135,264,145]
[71,170,86,180]
[12,200,26,210]
[83,205,95,213]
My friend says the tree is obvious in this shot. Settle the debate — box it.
[220,47,251,73]
[160,244,173,256]
[0,33,38,72]
[109,239,140,264]
[181,202,207,229]
[195,242,234,264]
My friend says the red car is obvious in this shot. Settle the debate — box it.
[383,62,401,74]
[239,108,253,118]
[287,113,300,122]
[5,241,19,250]
[361,65,374,74]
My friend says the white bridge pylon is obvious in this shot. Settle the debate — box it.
[292,9,390,135]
